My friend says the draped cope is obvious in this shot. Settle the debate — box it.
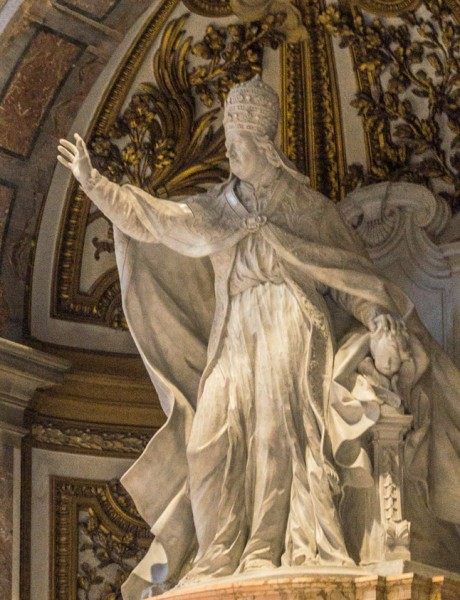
[81,169,460,598]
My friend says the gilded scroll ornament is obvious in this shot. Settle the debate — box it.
[351,0,422,15]
[320,0,460,211]
[183,0,232,16]
[90,15,283,198]
[52,477,152,600]
[55,11,282,327]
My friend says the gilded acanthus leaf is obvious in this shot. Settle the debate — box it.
[78,506,148,599]
[320,0,460,211]
[90,14,283,200]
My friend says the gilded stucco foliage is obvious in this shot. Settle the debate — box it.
[55,10,282,328]
[53,478,152,600]
[78,508,145,600]
[320,0,460,211]
[90,14,284,198]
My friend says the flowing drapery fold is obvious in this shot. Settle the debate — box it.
[80,172,460,597]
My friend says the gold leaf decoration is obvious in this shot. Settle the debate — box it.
[320,0,460,211]
[302,0,346,202]
[54,11,281,327]
[52,477,152,600]
[31,421,151,456]
[351,0,422,16]
[90,14,284,199]
[183,0,233,17]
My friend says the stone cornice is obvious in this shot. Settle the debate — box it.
[0,337,70,445]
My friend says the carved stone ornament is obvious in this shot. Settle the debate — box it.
[340,181,451,250]
[340,181,455,358]
[31,421,151,456]
[230,0,308,42]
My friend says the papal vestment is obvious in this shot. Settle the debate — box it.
[81,169,460,598]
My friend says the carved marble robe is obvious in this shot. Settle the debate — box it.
[81,169,460,597]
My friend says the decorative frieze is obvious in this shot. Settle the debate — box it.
[30,420,151,457]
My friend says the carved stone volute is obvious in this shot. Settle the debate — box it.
[340,182,451,250]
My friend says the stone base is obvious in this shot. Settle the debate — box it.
[151,566,460,599]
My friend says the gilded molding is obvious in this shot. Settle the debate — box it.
[53,0,179,325]
[183,0,233,16]
[30,421,151,456]
[281,43,309,177]
[284,0,346,201]
[51,476,152,600]
[54,11,282,327]
[351,0,422,15]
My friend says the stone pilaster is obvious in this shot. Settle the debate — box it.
[357,406,413,565]
[0,338,69,600]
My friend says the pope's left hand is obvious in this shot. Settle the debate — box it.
[369,313,406,335]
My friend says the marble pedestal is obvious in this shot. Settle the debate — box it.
[150,568,460,600]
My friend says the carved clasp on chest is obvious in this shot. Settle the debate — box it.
[243,214,268,231]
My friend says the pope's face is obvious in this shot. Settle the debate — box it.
[225,131,267,183]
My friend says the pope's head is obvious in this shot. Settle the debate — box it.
[223,76,280,183]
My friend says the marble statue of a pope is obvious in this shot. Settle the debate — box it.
[57,76,460,598]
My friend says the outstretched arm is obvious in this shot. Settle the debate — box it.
[329,287,405,334]
[57,134,192,243]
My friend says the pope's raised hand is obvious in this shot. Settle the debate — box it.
[57,133,93,186]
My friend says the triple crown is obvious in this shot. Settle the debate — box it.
[224,75,280,140]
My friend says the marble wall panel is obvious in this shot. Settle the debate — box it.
[0,28,82,158]
[0,183,13,254]
[55,0,119,20]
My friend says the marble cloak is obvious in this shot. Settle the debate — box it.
[80,170,460,596]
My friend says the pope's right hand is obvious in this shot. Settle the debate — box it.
[57,133,93,186]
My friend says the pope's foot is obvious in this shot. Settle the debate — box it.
[240,558,277,572]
